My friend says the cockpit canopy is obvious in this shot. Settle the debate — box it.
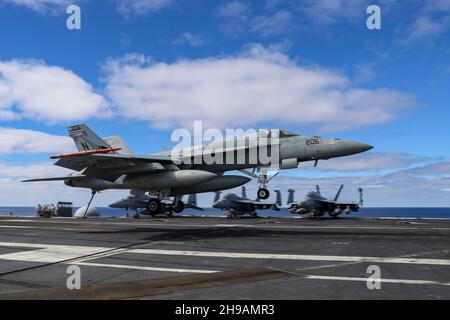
[306,191,319,198]
[259,129,299,138]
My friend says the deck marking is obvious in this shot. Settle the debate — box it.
[2,218,450,231]
[1,241,450,266]
[74,261,218,273]
[0,225,34,229]
[2,221,450,231]
[129,248,450,266]
[304,275,450,286]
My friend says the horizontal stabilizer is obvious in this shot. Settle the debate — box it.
[22,175,86,182]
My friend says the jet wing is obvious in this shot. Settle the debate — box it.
[231,199,278,210]
[22,175,87,182]
[316,200,359,208]
[54,154,179,181]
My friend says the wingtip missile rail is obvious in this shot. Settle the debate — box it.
[49,147,122,159]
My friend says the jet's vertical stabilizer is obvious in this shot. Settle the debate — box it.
[68,124,111,152]
[287,189,295,205]
[241,186,247,199]
[213,191,222,203]
[334,185,344,201]
[274,190,282,206]
[359,188,364,207]
[104,136,134,155]
[187,194,197,206]
[316,185,321,196]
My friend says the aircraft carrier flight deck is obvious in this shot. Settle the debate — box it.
[0,216,449,300]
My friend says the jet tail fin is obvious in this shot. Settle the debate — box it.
[358,188,364,207]
[68,124,111,152]
[274,190,282,206]
[287,189,295,205]
[104,136,134,155]
[241,186,247,199]
[187,194,197,206]
[334,185,344,201]
[186,194,204,211]
[213,191,221,203]
[316,185,321,196]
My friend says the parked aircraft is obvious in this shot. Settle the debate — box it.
[212,186,281,218]
[287,185,363,218]
[109,192,203,218]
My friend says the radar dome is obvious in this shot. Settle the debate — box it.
[74,207,100,218]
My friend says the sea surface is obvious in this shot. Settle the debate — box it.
[1,207,450,219]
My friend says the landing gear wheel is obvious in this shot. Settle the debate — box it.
[147,199,161,216]
[172,200,185,213]
[257,188,270,200]
[133,213,140,219]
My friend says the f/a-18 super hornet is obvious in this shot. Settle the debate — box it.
[23,124,372,216]
[212,186,281,218]
[287,185,364,218]
[109,192,203,218]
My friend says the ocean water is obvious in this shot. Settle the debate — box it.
[1,207,450,219]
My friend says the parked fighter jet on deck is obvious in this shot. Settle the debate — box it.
[23,124,372,216]
[109,192,203,218]
[213,187,281,218]
[287,185,364,218]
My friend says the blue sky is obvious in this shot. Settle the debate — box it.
[0,0,450,207]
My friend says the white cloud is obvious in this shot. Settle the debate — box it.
[265,160,450,207]
[397,0,450,44]
[116,0,173,17]
[217,2,293,37]
[353,64,376,84]
[0,127,73,155]
[0,161,130,206]
[173,32,206,47]
[0,161,70,178]
[298,0,366,25]
[0,59,110,122]
[402,15,447,43]
[1,0,71,13]
[251,10,294,36]
[305,153,433,172]
[103,45,415,130]
[217,1,252,35]
[217,1,250,18]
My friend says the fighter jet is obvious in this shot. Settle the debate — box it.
[109,192,203,218]
[287,185,363,218]
[23,124,372,216]
[212,186,281,218]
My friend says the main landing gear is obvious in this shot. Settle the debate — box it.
[146,198,161,216]
[146,196,185,216]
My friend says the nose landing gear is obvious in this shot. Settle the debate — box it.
[240,168,279,200]
[257,187,270,200]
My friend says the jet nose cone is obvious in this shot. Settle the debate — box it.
[336,140,373,156]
